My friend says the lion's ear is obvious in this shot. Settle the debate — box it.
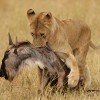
[45,12,52,19]
[27,9,35,19]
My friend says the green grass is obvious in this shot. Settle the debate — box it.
[0,0,100,100]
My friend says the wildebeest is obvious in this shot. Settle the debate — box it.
[0,34,70,93]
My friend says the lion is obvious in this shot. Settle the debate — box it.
[27,9,100,89]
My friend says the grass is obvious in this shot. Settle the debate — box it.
[0,0,100,100]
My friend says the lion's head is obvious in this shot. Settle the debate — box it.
[27,9,56,47]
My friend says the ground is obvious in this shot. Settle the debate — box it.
[0,0,100,100]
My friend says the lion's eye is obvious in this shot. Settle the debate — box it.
[40,33,45,37]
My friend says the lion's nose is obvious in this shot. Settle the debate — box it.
[40,33,45,37]
[40,33,46,38]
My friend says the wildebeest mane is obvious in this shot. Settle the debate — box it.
[15,41,31,48]
[9,41,31,49]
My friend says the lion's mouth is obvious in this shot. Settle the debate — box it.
[33,44,46,48]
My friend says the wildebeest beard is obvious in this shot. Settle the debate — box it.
[0,41,70,81]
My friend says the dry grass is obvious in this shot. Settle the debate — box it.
[0,0,100,100]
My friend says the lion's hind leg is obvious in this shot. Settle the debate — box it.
[74,45,91,90]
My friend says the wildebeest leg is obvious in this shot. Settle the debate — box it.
[57,70,65,90]
[38,68,49,94]
[51,60,65,90]
[38,67,43,87]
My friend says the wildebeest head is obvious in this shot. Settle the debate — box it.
[0,34,59,81]
[0,34,35,81]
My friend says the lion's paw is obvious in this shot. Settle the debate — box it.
[68,71,79,88]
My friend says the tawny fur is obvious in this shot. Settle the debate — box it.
[27,9,100,89]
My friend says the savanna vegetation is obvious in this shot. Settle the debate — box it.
[0,0,100,100]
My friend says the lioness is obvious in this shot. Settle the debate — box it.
[27,9,100,89]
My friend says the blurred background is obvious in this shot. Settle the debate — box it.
[0,0,100,99]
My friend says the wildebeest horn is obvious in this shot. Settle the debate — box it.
[8,33,13,45]
[16,36,18,44]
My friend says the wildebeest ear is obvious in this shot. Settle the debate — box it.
[8,33,13,45]
[45,12,52,19]
[27,9,35,19]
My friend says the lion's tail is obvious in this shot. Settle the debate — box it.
[90,41,100,49]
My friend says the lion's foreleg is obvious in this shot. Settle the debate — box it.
[66,53,80,88]
[56,52,80,88]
